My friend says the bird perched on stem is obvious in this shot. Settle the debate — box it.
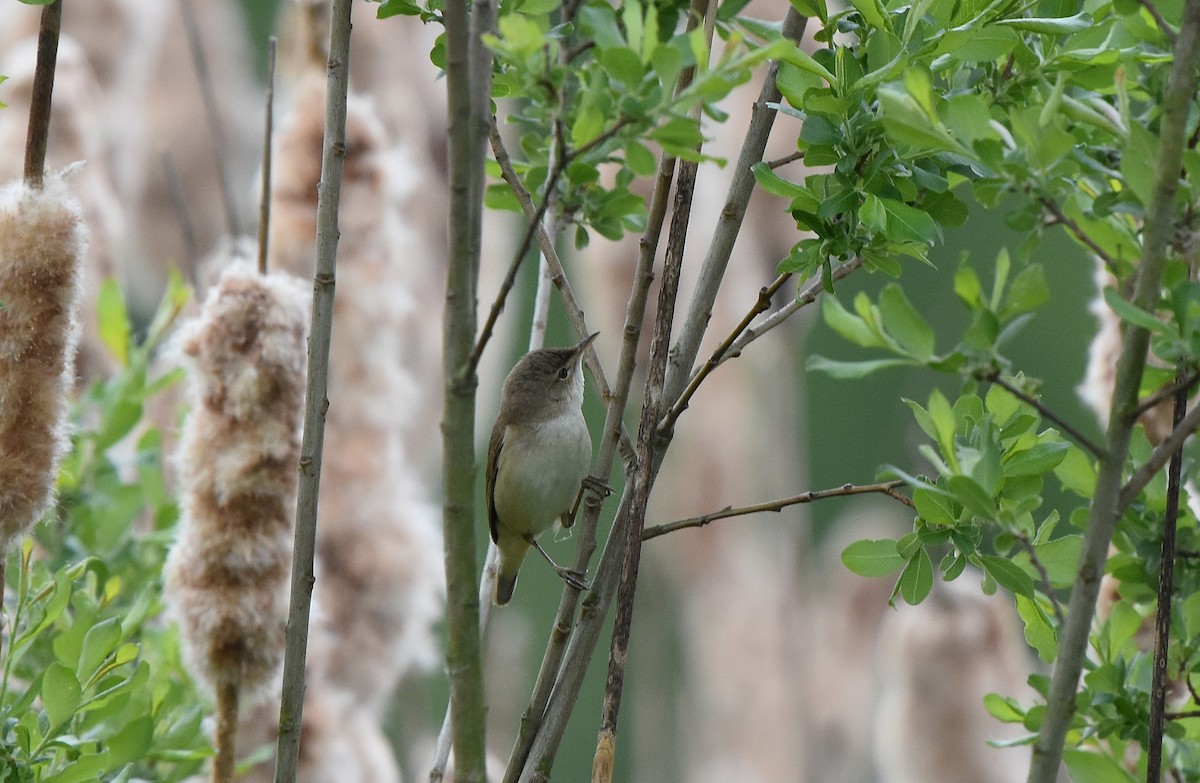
[487,332,597,605]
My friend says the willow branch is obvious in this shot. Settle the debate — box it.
[978,371,1105,458]
[257,36,277,275]
[1138,0,1178,44]
[1117,400,1200,512]
[718,256,863,368]
[642,480,913,540]
[1026,3,1200,780]
[1014,534,1065,626]
[660,6,809,414]
[1130,370,1199,421]
[22,0,61,190]
[659,273,791,433]
[271,1,352,780]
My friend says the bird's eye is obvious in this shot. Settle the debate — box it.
[558,367,569,380]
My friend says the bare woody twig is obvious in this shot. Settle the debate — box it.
[177,0,241,237]
[642,480,914,540]
[271,1,353,781]
[1026,3,1200,781]
[1042,198,1118,272]
[659,272,791,433]
[1129,370,1199,421]
[718,256,863,368]
[257,37,278,275]
[1117,399,1200,512]
[978,371,1106,458]
[23,0,62,190]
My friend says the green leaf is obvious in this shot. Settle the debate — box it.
[1002,265,1050,319]
[947,475,995,520]
[899,548,934,604]
[43,662,82,728]
[980,555,1035,598]
[914,488,957,526]
[842,538,905,577]
[778,47,838,87]
[97,279,131,367]
[601,46,644,89]
[1015,594,1057,662]
[1062,750,1137,783]
[954,264,984,308]
[878,284,935,361]
[806,356,915,378]
[849,0,892,32]
[822,295,885,348]
[77,616,123,682]
[1102,287,1170,335]
[752,162,806,198]
[882,199,939,245]
[984,692,1026,723]
[1034,535,1083,588]
[1004,442,1070,477]
[1054,447,1096,497]
[995,12,1092,34]
[107,714,154,768]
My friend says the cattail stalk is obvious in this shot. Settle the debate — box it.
[164,261,309,783]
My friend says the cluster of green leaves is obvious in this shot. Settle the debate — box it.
[0,277,209,782]
[793,0,1200,776]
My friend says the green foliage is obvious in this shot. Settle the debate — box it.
[0,278,208,781]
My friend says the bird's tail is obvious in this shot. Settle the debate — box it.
[494,570,518,605]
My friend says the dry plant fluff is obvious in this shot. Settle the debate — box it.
[165,261,309,695]
[0,176,84,546]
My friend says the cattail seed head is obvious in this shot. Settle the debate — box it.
[165,260,309,694]
[0,176,85,547]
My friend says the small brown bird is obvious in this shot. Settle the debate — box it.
[487,333,597,605]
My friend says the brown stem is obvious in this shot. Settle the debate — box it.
[1118,401,1200,512]
[642,480,913,540]
[213,681,239,783]
[1138,0,1179,43]
[257,37,278,275]
[595,0,711,761]
[23,0,62,190]
[177,0,241,236]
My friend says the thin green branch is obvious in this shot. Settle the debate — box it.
[435,0,495,778]
[271,1,353,780]
[642,480,913,541]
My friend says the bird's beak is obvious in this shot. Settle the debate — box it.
[572,331,599,356]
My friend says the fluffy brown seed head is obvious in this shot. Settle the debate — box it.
[165,261,309,694]
[0,177,84,546]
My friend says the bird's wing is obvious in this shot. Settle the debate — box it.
[486,422,505,544]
